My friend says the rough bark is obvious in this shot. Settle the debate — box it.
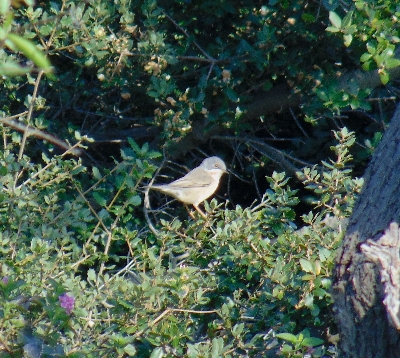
[332,104,400,357]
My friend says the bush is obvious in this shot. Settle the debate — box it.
[0,129,361,357]
[1,0,378,356]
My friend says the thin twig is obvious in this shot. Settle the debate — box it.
[161,10,218,81]
[144,158,167,237]
[290,107,309,138]
[18,70,44,161]
[0,116,82,156]
[162,11,212,60]
[132,307,218,339]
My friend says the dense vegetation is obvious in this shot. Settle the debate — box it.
[0,0,398,356]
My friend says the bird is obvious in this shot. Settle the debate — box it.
[147,156,227,218]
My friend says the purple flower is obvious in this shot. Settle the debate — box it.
[1,276,9,284]
[59,293,75,315]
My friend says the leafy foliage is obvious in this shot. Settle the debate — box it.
[0,128,361,357]
[0,0,397,356]
[0,0,396,159]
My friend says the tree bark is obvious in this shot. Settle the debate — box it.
[332,104,400,357]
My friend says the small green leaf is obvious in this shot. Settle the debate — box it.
[385,58,400,69]
[302,13,315,23]
[92,166,102,180]
[0,0,11,16]
[70,165,85,175]
[344,34,352,47]
[211,337,223,358]
[302,274,315,281]
[124,344,137,355]
[276,333,298,343]
[93,192,107,207]
[341,10,353,28]
[87,269,96,282]
[232,323,244,338]
[226,87,238,102]
[379,70,389,85]
[360,53,372,63]
[366,42,376,54]
[355,1,364,10]
[300,258,313,273]
[326,26,340,33]
[7,33,52,71]
[150,347,163,358]
[0,62,32,76]
[128,195,142,206]
[301,337,324,347]
[329,11,342,29]
[313,288,327,297]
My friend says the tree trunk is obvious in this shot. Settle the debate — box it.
[332,104,400,357]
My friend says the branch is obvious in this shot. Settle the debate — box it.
[18,70,44,161]
[0,116,82,156]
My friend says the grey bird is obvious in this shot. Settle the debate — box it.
[148,156,227,218]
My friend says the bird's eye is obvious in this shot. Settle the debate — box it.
[214,164,219,168]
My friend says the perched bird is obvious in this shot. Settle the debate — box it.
[148,156,227,218]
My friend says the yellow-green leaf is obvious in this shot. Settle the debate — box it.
[7,33,52,71]
[329,11,341,29]
[0,0,11,15]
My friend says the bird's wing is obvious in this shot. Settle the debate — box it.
[167,168,212,188]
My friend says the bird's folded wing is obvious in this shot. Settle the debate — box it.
[168,168,212,188]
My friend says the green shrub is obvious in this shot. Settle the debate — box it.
[0,129,361,357]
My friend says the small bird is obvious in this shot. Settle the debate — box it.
[148,156,227,218]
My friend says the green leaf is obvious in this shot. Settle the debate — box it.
[226,87,238,102]
[326,26,340,33]
[150,347,163,358]
[93,192,107,207]
[232,323,244,338]
[276,333,298,343]
[341,10,353,28]
[300,258,313,273]
[128,195,142,206]
[92,166,102,180]
[211,338,223,358]
[70,165,85,175]
[379,70,389,85]
[329,11,341,29]
[124,344,137,355]
[0,0,10,16]
[360,53,372,63]
[344,34,352,47]
[313,288,327,297]
[0,62,32,76]
[355,1,364,10]
[301,337,324,347]
[366,42,376,55]
[7,33,52,72]
[385,58,400,69]
[302,274,315,281]
[302,13,315,23]
[87,269,96,282]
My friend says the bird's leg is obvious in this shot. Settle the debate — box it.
[184,204,197,219]
[185,204,207,219]
[193,204,207,219]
